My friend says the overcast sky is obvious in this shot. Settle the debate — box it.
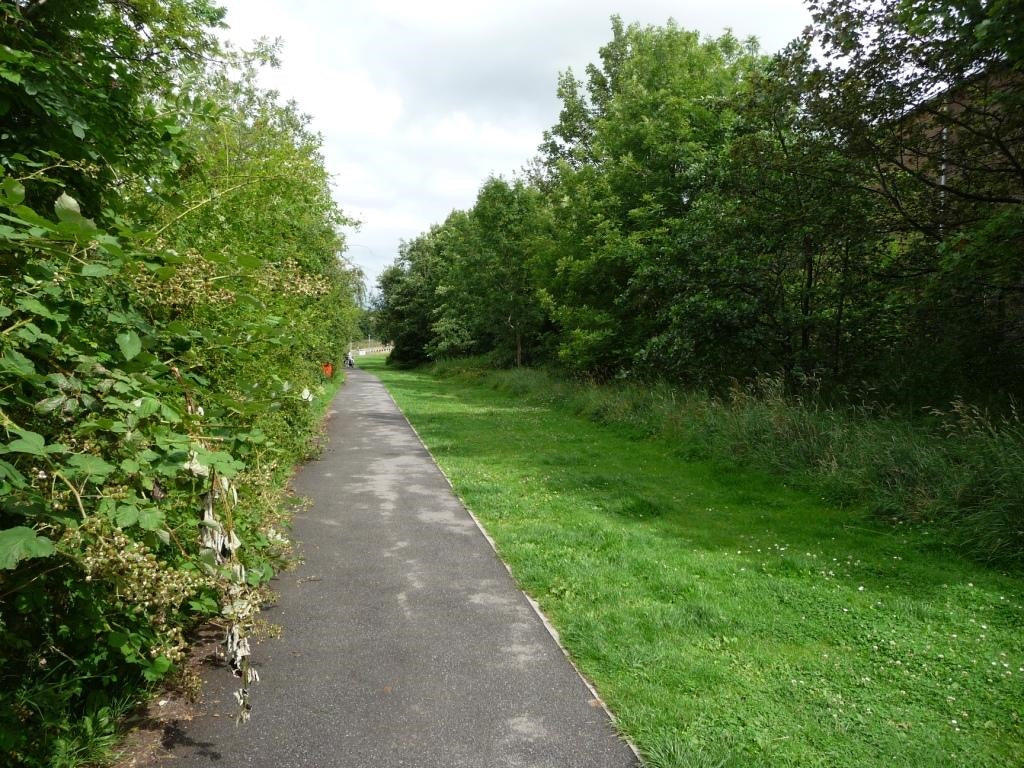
[217,0,812,291]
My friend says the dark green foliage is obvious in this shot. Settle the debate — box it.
[0,0,223,215]
[378,178,551,367]
[0,4,359,765]
[797,0,1024,402]
[377,7,1023,397]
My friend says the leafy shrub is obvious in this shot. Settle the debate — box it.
[0,6,359,765]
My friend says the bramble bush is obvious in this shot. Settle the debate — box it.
[0,4,360,765]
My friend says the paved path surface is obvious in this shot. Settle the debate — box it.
[164,368,640,768]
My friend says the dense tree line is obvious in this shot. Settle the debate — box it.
[0,2,360,764]
[378,1,1023,406]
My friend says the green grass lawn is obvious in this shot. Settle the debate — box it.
[360,358,1023,768]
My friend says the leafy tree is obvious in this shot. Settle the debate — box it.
[538,19,763,377]
[377,231,446,366]
[643,44,889,387]
[377,178,551,367]
[445,179,550,366]
[799,0,1024,399]
[375,8,1024,563]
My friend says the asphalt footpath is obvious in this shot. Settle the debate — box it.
[163,367,640,768]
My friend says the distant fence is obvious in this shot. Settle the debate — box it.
[356,345,393,356]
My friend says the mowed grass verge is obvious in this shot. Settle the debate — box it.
[360,358,1023,768]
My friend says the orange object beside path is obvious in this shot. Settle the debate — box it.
[322,362,334,378]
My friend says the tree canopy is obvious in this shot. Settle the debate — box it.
[378,6,1023,403]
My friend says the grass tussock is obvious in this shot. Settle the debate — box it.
[423,358,1024,567]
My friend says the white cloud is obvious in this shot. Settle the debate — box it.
[217,0,812,288]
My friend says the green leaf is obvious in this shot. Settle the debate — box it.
[54,192,96,233]
[2,428,46,456]
[142,655,172,682]
[0,526,55,569]
[15,297,56,321]
[36,394,67,413]
[11,203,55,229]
[94,233,124,258]
[192,446,244,477]
[0,223,27,240]
[0,45,32,64]
[67,453,115,481]
[81,263,113,277]
[143,528,170,549]
[0,458,27,490]
[116,331,142,361]
[188,594,220,614]
[137,509,164,531]
[136,397,160,418]
[236,252,261,270]
[16,322,58,345]
[1,176,25,206]
[71,121,86,140]
[0,350,37,377]
[114,504,140,528]
[54,192,81,219]
[160,403,181,423]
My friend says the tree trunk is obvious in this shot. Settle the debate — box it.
[801,234,816,364]
[833,241,849,377]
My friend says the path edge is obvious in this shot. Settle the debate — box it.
[374,375,645,766]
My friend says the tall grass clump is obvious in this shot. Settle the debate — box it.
[413,360,1023,567]
[682,380,1024,564]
